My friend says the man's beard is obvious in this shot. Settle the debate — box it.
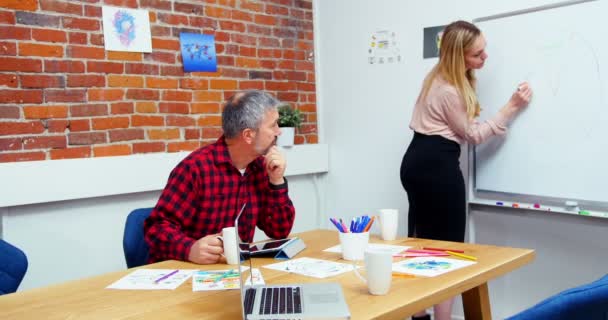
[254,136,277,155]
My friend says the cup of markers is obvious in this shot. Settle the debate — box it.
[330,216,375,261]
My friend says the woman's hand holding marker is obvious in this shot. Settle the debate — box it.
[511,81,533,108]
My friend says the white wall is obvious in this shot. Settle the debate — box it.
[1,144,328,290]
[315,0,608,319]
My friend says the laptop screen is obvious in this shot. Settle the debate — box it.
[234,203,253,319]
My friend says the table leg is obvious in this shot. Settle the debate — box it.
[462,282,492,320]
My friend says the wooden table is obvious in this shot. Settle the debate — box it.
[0,230,534,319]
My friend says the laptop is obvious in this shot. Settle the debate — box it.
[233,204,351,320]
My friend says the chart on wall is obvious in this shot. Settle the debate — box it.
[474,0,608,203]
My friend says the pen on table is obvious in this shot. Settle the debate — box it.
[446,251,477,261]
[423,247,465,254]
[154,270,179,284]
[392,273,416,279]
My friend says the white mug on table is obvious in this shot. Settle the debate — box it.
[378,208,398,241]
[218,226,239,265]
[353,249,393,295]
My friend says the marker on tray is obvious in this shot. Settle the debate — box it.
[496,201,503,206]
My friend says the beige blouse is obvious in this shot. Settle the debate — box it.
[409,76,513,145]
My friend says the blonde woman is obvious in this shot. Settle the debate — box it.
[400,21,532,320]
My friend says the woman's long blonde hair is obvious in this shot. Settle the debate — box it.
[421,21,481,119]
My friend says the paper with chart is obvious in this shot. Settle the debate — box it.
[107,269,195,290]
[192,267,264,291]
[264,257,355,279]
[324,243,409,255]
[392,257,476,277]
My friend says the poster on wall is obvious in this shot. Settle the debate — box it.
[179,33,217,72]
[423,25,446,59]
[368,30,402,65]
[102,6,152,52]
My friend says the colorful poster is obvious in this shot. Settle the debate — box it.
[392,257,476,277]
[102,6,152,52]
[180,33,218,72]
[368,30,402,65]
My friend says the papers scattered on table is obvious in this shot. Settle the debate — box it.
[107,269,195,290]
[392,257,476,277]
[324,243,410,255]
[264,257,355,279]
[192,267,265,291]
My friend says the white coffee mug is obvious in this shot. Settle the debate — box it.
[339,232,369,261]
[353,249,393,295]
[220,226,239,265]
[378,209,399,241]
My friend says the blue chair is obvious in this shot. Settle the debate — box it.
[123,208,153,268]
[506,274,608,320]
[0,239,28,295]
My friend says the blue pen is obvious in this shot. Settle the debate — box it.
[329,218,344,232]
[154,269,179,284]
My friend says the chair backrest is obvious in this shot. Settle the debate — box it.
[0,239,28,295]
[506,274,608,320]
[123,208,153,268]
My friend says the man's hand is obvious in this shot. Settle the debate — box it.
[264,146,286,185]
[187,234,224,264]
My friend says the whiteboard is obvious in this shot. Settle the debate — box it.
[473,0,608,205]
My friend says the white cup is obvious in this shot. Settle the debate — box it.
[378,209,399,241]
[339,232,369,261]
[221,227,239,265]
[353,249,393,295]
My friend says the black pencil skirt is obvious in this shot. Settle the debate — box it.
[400,132,466,242]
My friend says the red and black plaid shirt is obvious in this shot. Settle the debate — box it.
[144,136,295,263]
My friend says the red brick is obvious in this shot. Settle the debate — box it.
[255,15,277,25]
[69,32,87,44]
[160,65,184,77]
[185,128,201,140]
[93,144,131,157]
[148,128,180,140]
[167,115,195,127]
[220,21,246,32]
[92,117,130,130]
[108,51,142,61]
[191,102,220,114]
[0,74,18,88]
[239,80,264,90]
[297,82,315,92]
[104,0,138,8]
[0,26,30,40]
[84,5,101,17]
[0,90,43,103]
[193,91,223,102]
[168,141,200,152]
[40,0,83,15]
[0,121,45,135]
[0,11,16,24]
[23,105,68,119]
[180,79,208,90]
[68,132,107,145]
[70,104,108,117]
[50,146,90,159]
[259,60,276,69]
[67,75,105,87]
[111,102,134,114]
[0,152,45,163]
[146,77,178,89]
[131,115,164,126]
[247,25,272,36]
[32,29,68,43]
[21,75,65,88]
[259,37,280,48]
[265,81,296,91]
[159,102,189,114]
[135,102,157,113]
[68,119,90,132]
[197,115,222,126]
[89,34,104,46]
[162,90,192,102]
[202,127,223,139]
[1,0,38,11]
[87,89,124,101]
[133,142,165,154]
[19,43,63,57]
[69,46,105,59]
[294,135,304,145]
[144,51,175,64]
[47,119,68,132]
[44,60,84,73]
[151,38,180,50]
[232,9,253,22]
[126,89,159,100]
[0,41,17,55]
[205,6,230,19]
[174,2,204,14]
[108,75,144,88]
[210,79,238,90]
[157,13,188,25]
[125,63,159,75]
[266,4,289,15]
[298,123,316,134]
[277,92,298,102]
[22,135,67,149]
[278,60,295,70]
[45,89,86,102]
[298,104,316,112]
[62,17,100,31]
[240,1,263,12]
[151,25,171,37]
[0,138,22,151]
[0,106,20,119]
[109,128,144,142]
[140,0,172,10]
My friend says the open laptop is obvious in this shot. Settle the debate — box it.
[233,204,351,320]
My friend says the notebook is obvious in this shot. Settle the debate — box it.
[233,204,351,320]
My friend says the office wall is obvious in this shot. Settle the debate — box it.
[315,0,608,319]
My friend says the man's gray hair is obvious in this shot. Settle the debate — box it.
[222,90,280,138]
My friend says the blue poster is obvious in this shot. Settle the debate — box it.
[179,33,217,72]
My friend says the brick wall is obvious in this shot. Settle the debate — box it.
[0,0,317,163]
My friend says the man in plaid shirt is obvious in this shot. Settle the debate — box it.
[144,91,296,264]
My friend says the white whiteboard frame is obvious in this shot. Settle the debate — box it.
[468,0,608,219]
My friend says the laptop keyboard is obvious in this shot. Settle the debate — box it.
[254,286,302,315]
[244,288,256,315]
